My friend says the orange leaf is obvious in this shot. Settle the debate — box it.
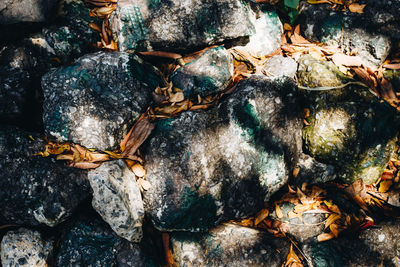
[348,3,366,14]
[383,63,400,70]
[379,180,392,193]
[317,232,335,242]
[139,51,182,60]
[324,214,341,229]
[275,204,283,219]
[254,209,269,225]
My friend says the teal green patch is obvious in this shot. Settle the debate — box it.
[121,5,149,51]
[147,0,161,9]
[320,14,344,43]
[127,54,163,88]
[309,242,342,267]
[195,8,221,41]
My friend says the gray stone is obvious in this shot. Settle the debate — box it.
[0,0,57,24]
[171,46,233,98]
[0,125,90,227]
[298,2,392,68]
[302,220,400,267]
[110,0,256,52]
[55,211,159,267]
[42,51,160,150]
[1,228,53,267]
[298,55,399,184]
[295,153,336,186]
[263,55,297,79]
[88,160,144,242]
[143,75,302,231]
[171,223,290,267]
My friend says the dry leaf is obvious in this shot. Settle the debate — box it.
[70,162,102,169]
[132,163,146,177]
[332,53,363,67]
[275,204,283,219]
[284,244,303,267]
[348,3,366,13]
[379,180,393,193]
[139,178,151,191]
[169,91,185,103]
[121,113,155,157]
[254,209,269,225]
[383,63,400,70]
[324,214,341,229]
[138,51,182,59]
[317,232,335,242]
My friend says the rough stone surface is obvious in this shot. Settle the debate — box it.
[0,0,57,24]
[171,223,290,267]
[263,55,297,79]
[42,51,159,150]
[295,153,336,186]
[298,55,399,184]
[55,211,158,267]
[298,2,392,68]
[235,5,282,57]
[171,46,233,98]
[88,160,144,242]
[302,220,400,267]
[143,75,302,231]
[1,228,53,267]
[110,0,256,52]
[0,125,90,226]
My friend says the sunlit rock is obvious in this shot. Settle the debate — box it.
[0,126,90,227]
[0,0,57,24]
[88,160,144,242]
[42,51,160,150]
[298,55,399,184]
[171,223,290,266]
[1,228,53,267]
[171,46,233,98]
[143,75,303,231]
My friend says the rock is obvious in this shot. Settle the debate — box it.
[42,51,160,150]
[302,220,400,267]
[0,41,56,130]
[171,223,290,266]
[0,0,57,24]
[298,55,399,184]
[171,46,233,98]
[0,126,90,226]
[384,69,400,93]
[88,160,144,242]
[55,211,159,266]
[110,0,270,52]
[235,4,282,57]
[298,2,392,68]
[263,55,297,79]
[0,228,53,266]
[143,75,302,231]
[295,153,336,186]
[40,0,102,63]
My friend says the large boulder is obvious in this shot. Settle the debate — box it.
[110,0,282,54]
[143,75,303,231]
[298,55,399,184]
[0,0,57,24]
[298,2,393,68]
[302,220,400,267]
[171,46,234,98]
[88,160,144,242]
[171,223,290,266]
[55,211,159,266]
[1,228,53,266]
[42,51,160,151]
[0,126,90,226]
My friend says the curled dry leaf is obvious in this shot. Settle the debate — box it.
[317,232,335,242]
[348,3,366,13]
[132,163,146,177]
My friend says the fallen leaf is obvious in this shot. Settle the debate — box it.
[138,51,182,60]
[317,232,335,242]
[284,244,303,267]
[275,204,283,219]
[379,180,393,193]
[348,3,366,13]
[331,53,363,67]
[324,214,341,229]
[254,209,269,225]
[121,113,155,157]
[70,162,102,169]
[139,178,151,191]
[169,91,185,103]
[383,63,400,70]
[132,163,146,177]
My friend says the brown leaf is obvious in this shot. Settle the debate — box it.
[284,244,303,267]
[379,180,393,193]
[162,233,176,267]
[132,163,146,177]
[317,232,335,242]
[275,204,283,219]
[380,77,398,101]
[121,113,155,157]
[324,214,341,229]
[331,53,363,67]
[254,209,269,226]
[383,63,400,70]
[70,162,102,169]
[138,51,182,60]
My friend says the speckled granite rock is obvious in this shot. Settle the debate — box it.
[298,2,393,68]
[295,154,336,186]
[171,46,233,98]
[298,55,399,184]
[0,0,57,24]
[1,228,53,267]
[263,55,297,79]
[55,212,159,266]
[171,223,290,266]
[0,126,90,226]
[302,220,400,267]
[110,0,256,52]
[235,5,282,57]
[143,75,302,231]
[42,51,160,150]
[88,160,144,242]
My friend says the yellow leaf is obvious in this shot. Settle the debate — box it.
[317,232,335,242]
[56,154,74,161]
[169,91,185,103]
[379,180,392,193]
[324,214,341,229]
[284,244,303,267]
[348,3,366,14]
[275,204,283,219]
[329,224,340,237]
[254,209,269,225]
[104,150,123,159]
